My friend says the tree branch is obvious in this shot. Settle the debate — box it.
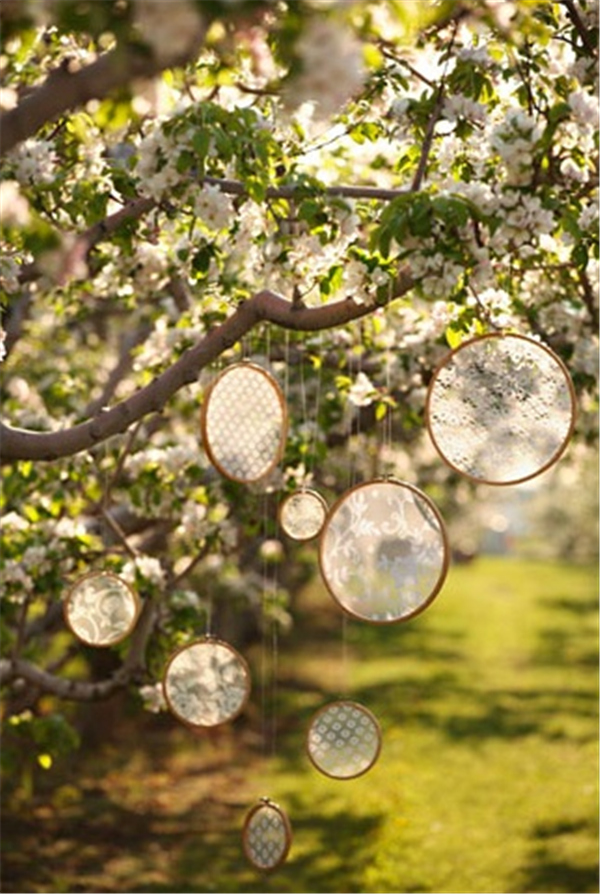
[561,0,598,57]
[0,19,210,158]
[0,273,413,464]
[1,597,158,702]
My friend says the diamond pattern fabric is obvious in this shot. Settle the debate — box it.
[307,700,381,779]
[202,363,287,483]
[243,802,291,870]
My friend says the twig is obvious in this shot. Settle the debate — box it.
[561,0,598,57]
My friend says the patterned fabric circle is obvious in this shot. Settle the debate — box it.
[307,700,381,779]
[319,479,448,624]
[243,800,292,871]
[201,362,287,483]
[280,489,328,541]
[163,638,250,728]
[64,571,140,647]
[425,333,576,485]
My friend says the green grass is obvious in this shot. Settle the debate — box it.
[2,557,598,893]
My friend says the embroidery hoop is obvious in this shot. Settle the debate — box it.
[64,570,141,647]
[200,361,288,484]
[162,636,251,729]
[242,797,293,871]
[425,332,577,486]
[319,478,449,625]
[279,487,328,541]
[306,699,382,780]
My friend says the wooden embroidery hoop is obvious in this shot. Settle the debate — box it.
[200,361,288,484]
[64,570,141,648]
[425,332,577,486]
[162,636,251,729]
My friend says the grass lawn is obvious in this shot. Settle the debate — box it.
[2,556,598,893]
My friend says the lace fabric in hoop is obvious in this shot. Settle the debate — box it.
[163,637,250,728]
[64,571,140,647]
[279,488,328,541]
[306,700,381,780]
[242,798,292,871]
[425,332,576,486]
[319,478,449,624]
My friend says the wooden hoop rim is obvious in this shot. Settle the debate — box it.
[162,636,251,729]
[306,699,382,780]
[318,478,450,625]
[200,361,289,484]
[425,331,577,486]
[63,570,141,648]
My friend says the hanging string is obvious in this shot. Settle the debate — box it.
[383,324,393,477]
[305,332,324,485]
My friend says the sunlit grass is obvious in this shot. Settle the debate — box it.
[2,557,598,893]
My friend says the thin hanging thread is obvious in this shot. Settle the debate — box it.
[305,332,324,484]
[383,332,393,475]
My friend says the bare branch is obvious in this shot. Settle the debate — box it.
[1,597,159,701]
[561,0,598,57]
[0,271,413,464]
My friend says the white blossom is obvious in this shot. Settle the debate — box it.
[139,683,167,713]
[122,556,165,587]
[10,138,57,186]
[192,184,233,231]
[348,371,376,407]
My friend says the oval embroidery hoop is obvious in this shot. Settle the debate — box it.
[306,699,382,780]
[279,488,328,541]
[200,361,288,483]
[242,798,293,871]
[425,332,577,486]
[162,637,251,728]
[64,570,141,647]
[319,478,449,624]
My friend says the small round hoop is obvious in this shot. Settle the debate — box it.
[64,570,141,647]
[200,362,288,484]
[425,332,577,486]
[279,488,328,541]
[319,478,449,624]
[306,700,382,780]
[162,637,251,728]
[242,798,292,871]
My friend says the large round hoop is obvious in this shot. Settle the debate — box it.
[319,478,449,624]
[425,332,576,486]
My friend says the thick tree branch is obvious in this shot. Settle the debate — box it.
[0,274,413,463]
[0,18,210,159]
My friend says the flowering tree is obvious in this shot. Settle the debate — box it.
[1,0,597,771]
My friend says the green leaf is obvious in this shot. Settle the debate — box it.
[445,325,465,349]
